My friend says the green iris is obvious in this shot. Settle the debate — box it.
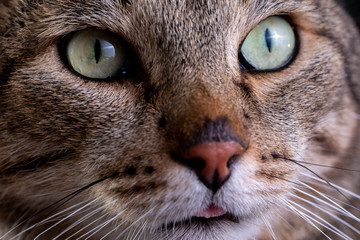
[240,16,296,71]
[65,29,126,79]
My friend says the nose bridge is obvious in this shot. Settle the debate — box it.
[160,72,248,152]
[187,79,246,142]
[158,69,246,147]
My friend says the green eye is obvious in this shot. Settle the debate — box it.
[63,29,128,79]
[240,16,296,71]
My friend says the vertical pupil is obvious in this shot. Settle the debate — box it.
[94,39,101,64]
[265,28,272,53]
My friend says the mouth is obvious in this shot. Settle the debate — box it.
[191,204,240,224]
[161,204,240,231]
[193,204,228,219]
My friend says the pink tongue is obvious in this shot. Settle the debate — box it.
[194,204,227,219]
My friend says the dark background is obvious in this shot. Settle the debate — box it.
[341,0,360,28]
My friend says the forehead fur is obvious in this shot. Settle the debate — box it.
[0,0,327,63]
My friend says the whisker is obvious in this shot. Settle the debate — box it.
[301,173,360,200]
[5,174,114,239]
[290,192,360,235]
[65,211,108,240]
[80,216,119,240]
[287,199,352,240]
[262,171,360,234]
[173,218,177,236]
[127,219,146,240]
[262,215,278,240]
[35,175,113,219]
[293,161,360,172]
[282,199,332,240]
[301,180,360,214]
[115,208,154,240]
[294,187,352,219]
[99,196,143,240]
[148,202,173,232]
[274,155,349,201]
[99,217,129,240]
[8,199,92,240]
[296,182,359,222]
[52,202,103,240]
[132,220,147,240]
[4,208,32,239]
[78,205,130,240]
[33,197,101,240]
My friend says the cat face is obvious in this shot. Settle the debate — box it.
[0,0,360,239]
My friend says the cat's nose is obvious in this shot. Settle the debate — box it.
[183,141,244,192]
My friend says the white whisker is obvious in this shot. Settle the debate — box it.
[291,193,360,235]
[126,221,137,240]
[65,212,108,240]
[301,173,360,200]
[282,199,332,240]
[287,199,353,240]
[3,208,32,239]
[302,180,360,214]
[53,203,103,240]
[293,186,356,219]
[127,220,147,240]
[33,197,100,240]
[136,221,148,240]
[78,207,128,240]
[99,216,129,240]
[296,181,359,222]
[262,215,277,240]
[9,198,94,240]
[81,216,118,240]
[148,202,173,232]
[172,219,176,235]
[115,208,155,240]
[99,197,142,240]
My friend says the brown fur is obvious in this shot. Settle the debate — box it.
[0,0,360,239]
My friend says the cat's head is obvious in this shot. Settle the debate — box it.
[0,0,360,239]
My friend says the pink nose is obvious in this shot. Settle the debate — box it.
[183,141,244,192]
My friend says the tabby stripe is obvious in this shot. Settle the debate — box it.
[1,150,75,176]
[0,59,15,84]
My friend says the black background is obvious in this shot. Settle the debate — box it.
[342,0,360,28]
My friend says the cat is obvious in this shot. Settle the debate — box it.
[0,0,360,239]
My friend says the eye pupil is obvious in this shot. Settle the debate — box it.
[94,39,101,64]
[265,28,272,53]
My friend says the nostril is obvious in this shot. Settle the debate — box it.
[227,154,240,168]
[182,157,206,172]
